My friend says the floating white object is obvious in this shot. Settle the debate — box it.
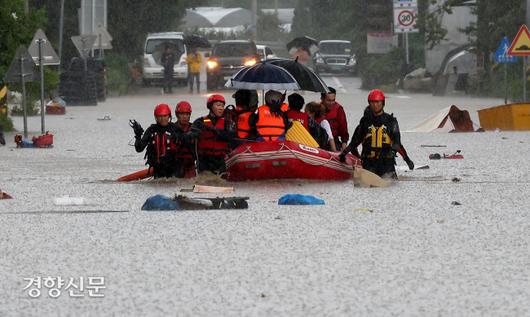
[54,196,86,206]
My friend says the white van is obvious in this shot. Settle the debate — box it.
[142,32,188,86]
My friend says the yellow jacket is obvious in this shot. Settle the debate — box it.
[187,53,202,73]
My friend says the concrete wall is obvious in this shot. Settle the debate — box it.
[425,4,476,74]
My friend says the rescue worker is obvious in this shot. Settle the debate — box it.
[173,101,196,178]
[233,89,258,140]
[339,89,414,179]
[286,93,309,130]
[321,87,349,150]
[161,46,175,94]
[250,90,291,141]
[130,103,179,178]
[191,94,234,174]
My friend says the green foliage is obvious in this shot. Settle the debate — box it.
[105,53,130,95]
[108,0,207,60]
[359,49,405,90]
[468,61,529,102]
[8,67,60,116]
[257,11,287,42]
[0,103,14,131]
[0,0,47,80]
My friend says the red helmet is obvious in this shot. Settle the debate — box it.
[207,94,225,109]
[176,101,192,114]
[154,103,172,117]
[368,89,385,103]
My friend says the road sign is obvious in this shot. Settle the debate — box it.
[508,24,530,56]
[4,46,36,83]
[393,0,417,7]
[28,29,60,66]
[394,7,418,33]
[494,37,517,63]
[71,34,97,58]
[92,24,113,49]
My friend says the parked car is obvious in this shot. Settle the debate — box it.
[256,44,277,61]
[313,40,356,75]
[142,32,188,86]
[206,40,259,91]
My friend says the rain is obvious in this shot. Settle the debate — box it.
[1,0,530,315]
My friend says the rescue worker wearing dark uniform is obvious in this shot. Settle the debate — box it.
[250,90,291,141]
[191,94,234,175]
[339,89,414,179]
[173,101,196,178]
[130,103,179,178]
[234,89,258,140]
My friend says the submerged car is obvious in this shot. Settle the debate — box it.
[206,40,259,91]
[313,40,356,75]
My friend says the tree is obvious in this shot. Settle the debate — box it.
[108,0,207,60]
[0,0,47,79]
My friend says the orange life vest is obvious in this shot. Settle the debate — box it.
[255,105,286,141]
[237,111,253,139]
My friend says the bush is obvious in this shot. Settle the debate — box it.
[0,109,14,131]
[468,62,528,102]
[105,53,130,95]
[359,48,405,89]
[8,67,59,116]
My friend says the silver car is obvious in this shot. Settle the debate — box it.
[313,40,356,75]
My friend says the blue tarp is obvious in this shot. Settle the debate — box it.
[142,194,178,211]
[278,194,325,205]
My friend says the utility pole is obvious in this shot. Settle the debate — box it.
[59,0,65,70]
[527,0,530,26]
[251,0,258,42]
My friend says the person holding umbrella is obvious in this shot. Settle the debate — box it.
[161,46,175,94]
[286,36,318,66]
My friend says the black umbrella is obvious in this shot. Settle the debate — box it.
[268,58,329,93]
[225,62,300,91]
[183,34,211,48]
[286,36,319,55]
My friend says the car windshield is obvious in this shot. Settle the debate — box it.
[319,42,352,55]
[145,39,184,54]
[213,43,256,57]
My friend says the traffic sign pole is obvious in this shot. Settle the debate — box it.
[20,56,28,139]
[505,63,508,104]
[523,56,527,102]
[38,38,46,134]
[405,33,410,65]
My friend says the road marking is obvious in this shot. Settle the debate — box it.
[332,77,348,93]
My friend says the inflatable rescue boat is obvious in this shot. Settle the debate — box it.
[225,140,361,181]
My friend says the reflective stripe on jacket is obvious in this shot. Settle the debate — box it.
[198,116,229,156]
